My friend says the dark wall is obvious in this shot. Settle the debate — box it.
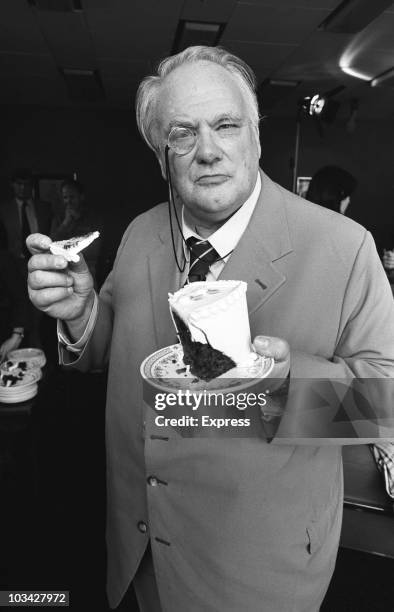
[0,105,166,251]
[1,105,393,255]
[260,116,394,253]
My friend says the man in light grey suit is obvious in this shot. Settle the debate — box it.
[27,46,394,611]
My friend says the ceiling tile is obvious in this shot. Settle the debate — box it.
[36,12,96,68]
[0,0,48,53]
[0,52,57,77]
[272,31,352,81]
[98,58,150,81]
[223,2,333,44]
[0,0,392,119]
[0,73,67,105]
[237,1,341,7]
[181,0,237,22]
[84,0,184,62]
[223,40,297,81]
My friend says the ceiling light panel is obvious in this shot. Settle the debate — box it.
[172,21,225,53]
[61,67,105,101]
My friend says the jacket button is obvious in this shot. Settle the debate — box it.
[147,476,158,487]
[137,521,148,533]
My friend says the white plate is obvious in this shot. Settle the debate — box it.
[0,359,42,375]
[0,368,42,391]
[0,384,38,403]
[7,348,46,369]
[140,343,275,392]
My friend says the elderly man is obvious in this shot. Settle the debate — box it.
[27,46,394,612]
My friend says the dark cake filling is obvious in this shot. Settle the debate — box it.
[172,312,236,382]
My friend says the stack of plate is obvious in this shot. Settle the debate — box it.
[7,348,46,369]
[0,349,46,404]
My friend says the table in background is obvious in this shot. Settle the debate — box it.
[342,444,394,557]
[0,367,109,610]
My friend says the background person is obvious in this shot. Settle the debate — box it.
[0,222,31,361]
[51,179,101,285]
[0,168,52,261]
[26,46,394,612]
[0,168,53,349]
[306,165,357,215]
[382,247,394,285]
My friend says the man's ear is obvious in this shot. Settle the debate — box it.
[254,124,262,160]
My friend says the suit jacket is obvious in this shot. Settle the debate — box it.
[66,171,394,611]
[0,249,32,341]
[0,197,53,259]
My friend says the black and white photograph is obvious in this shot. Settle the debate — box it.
[1,1,394,611]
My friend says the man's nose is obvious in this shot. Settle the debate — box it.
[195,129,223,164]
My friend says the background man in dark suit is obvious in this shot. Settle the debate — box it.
[0,168,53,261]
[0,168,53,348]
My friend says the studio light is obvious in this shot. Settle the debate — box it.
[299,93,341,124]
[301,94,327,117]
[293,90,342,192]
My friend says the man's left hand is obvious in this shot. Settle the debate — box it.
[253,335,290,381]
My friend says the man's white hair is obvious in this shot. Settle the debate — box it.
[135,45,260,154]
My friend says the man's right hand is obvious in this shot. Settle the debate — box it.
[27,233,95,326]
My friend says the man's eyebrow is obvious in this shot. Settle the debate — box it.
[211,113,243,124]
[167,118,196,130]
[166,113,244,131]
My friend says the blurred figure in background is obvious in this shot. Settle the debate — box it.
[0,168,53,261]
[40,178,102,364]
[382,248,394,285]
[0,169,51,349]
[0,222,31,361]
[306,165,357,216]
[52,179,101,285]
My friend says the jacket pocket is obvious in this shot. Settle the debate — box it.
[306,523,320,555]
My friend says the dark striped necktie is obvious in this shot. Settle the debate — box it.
[186,236,219,283]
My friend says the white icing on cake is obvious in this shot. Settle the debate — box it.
[169,280,257,366]
[50,231,100,262]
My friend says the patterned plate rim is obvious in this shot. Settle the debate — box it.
[140,344,274,392]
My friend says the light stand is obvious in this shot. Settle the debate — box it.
[291,108,302,193]
[291,94,329,194]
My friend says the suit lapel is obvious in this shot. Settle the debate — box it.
[148,172,293,345]
[219,171,292,315]
[148,209,184,349]
[2,199,21,249]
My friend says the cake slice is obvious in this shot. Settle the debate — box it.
[49,231,100,263]
[168,280,256,381]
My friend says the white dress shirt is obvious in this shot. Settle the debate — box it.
[181,172,261,284]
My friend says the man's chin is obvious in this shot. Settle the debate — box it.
[191,200,242,226]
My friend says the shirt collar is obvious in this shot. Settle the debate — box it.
[182,172,261,259]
